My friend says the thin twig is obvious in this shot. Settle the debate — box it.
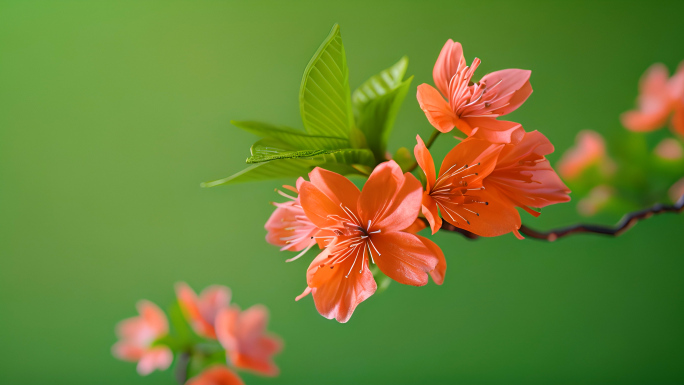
[429,194,684,241]
[175,351,190,384]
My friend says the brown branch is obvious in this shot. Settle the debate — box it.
[427,194,684,241]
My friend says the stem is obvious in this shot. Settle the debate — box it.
[426,194,684,241]
[175,351,191,384]
[406,129,441,172]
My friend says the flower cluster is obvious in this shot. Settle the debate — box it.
[265,40,570,322]
[558,61,684,216]
[112,283,282,383]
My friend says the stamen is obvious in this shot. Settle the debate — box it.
[285,242,315,263]
[276,189,297,201]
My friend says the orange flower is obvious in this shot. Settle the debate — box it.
[415,132,570,238]
[175,282,231,339]
[297,161,445,322]
[186,365,245,385]
[215,305,283,376]
[557,130,615,180]
[417,39,532,143]
[112,300,173,376]
[264,179,319,262]
[621,62,684,135]
[484,131,571,218]
[414,134,519,237]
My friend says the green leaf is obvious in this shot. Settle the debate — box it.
[232,120,348,150]
[352,57,413,159]
[247,147,374,166]
[201,159,314,187]
[299,24,354,138]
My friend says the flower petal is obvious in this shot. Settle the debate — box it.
[308,167,361,211]
[306,248,377,323]
[372,172,423,233]
[299,180,349,229]
[433,39,467,96]
[418,235,446,285]
[186,366,246,385]
[417,84,458,133]
[372,232,439,286]
[438,189,522,238]
[175,282,215,338]
[466,118,525,144]
[477,69,532,116]
[421,194,442,235]
[136,346,172,376]
[622,63,673,132]
[358,161,400,226]
[439,136,503,179]
[414,134,436,191]
[672,101,684,136]
[136,300,168,336]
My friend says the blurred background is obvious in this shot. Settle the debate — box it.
[2,1,684,384]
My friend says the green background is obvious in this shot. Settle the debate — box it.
[2,1,683,384]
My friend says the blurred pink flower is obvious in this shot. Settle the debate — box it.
[216,305,283,376]
[557,130,615,180]
[185,365,245,385]
[417,39,532,143]
[265,178,319,262]
[669,178,684,203]
[621,62,684,136]
[176,282,231,339]
[112,300,173,376]
[577,185,614,217]
[654,138,683,160]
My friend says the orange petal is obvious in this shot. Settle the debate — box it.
[308,167,361,210]
[672,101,684,136]
[439,189,522,238]
[373,231,439,286]
[358,161,400,225]
[622,63,673,132]
[414,134,437,190]
[136,300,169,336]
[478,69,532,116]
[439,136,503,179]
[417,84,457,133]
[186,365,246,385]
[432,39,467,96]
[466,118,525,144]
[305,248,377,323]
[402,217,427,234]
[371,172,423,233]
[137,346,172,376]
[299,180,348,229]
[418,235,446,285]
[175,283,216,339]
[421,194,442,235]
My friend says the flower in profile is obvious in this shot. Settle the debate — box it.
[417,39,532,143]
[484,131,571,218]
[215,305,283,376]
[414,135,520,237]
[185,366,245,385]
[621,62,684,135]
[175,282,231,339]
[557,130,615,180]
[112,300,173,376]
[297,162,445,322]
[265,179,319,262]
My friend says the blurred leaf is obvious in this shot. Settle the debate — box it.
[393,147,415,173]
[370,265,392,294]
[352,57,412,159]
[232,120,348,150]
[299,24,354,138]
